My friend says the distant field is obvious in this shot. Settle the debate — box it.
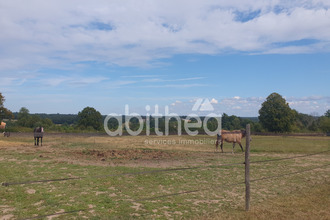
[0,134,329,219]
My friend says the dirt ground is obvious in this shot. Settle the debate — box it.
[0,136,232,169]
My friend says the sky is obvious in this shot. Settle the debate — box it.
[0,0,330,117]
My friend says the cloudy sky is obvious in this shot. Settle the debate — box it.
[1,0,329,116]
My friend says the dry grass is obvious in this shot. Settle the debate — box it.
[203,182,330,220]
[0,133,329,219]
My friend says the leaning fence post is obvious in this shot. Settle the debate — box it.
[245,124,251,211]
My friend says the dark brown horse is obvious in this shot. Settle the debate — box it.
[215,129,246,153]
[34,127,44,146]
[3,131,10,137]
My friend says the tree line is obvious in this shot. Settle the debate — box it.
[1,92,330,134]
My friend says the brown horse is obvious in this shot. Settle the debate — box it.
[34,127,44,146]
[215,129,246,153]
[0,122,6,130]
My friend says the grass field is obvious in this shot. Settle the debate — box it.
[0,133,329,219]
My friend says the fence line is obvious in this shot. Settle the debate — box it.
[20,163,330,220]
[137,163,330,202]
[137,181,247,202]
[249,149,330,164]
[249,163,330,183]
[3,149,329,187]
[2,161,245,187]
[252,132,327,137]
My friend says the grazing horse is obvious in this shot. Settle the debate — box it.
[34,127,44,146]
[215,129,246,153]
[3,132,10,137]
[0,122,6,130]
[1,122,9,137]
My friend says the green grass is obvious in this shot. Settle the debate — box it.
[0,134,329,219]
[249,135,330,153]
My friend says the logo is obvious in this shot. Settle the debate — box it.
[192,98,214,111]
[104,99,221,137]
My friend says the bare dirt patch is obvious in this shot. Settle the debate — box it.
[0,205,15,220]
[60,148,196,168]
[26,189,36,194]
[0,214,14,220]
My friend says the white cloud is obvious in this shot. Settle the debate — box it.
[1,1,330,72]
[0,77,27,87]
[122,75,162,78]
[142,77,204,83]
[102,80,137,89]
[162,95,330,116]
[39,76,108,87]
[171,100,182,106]
[39,76,70,87]
[210,98,218,104]
[69,76,108,86]
[143,83,207,89]
[287,96,330,114]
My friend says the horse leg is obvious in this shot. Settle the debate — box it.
[215,134,222,152]
[220,140,224,153]
[37,137,39,146]
[34,137,36,146]
[238,142,244,152]
[232,142,236,154]
[215,134,221,152]
[40,137,43,146]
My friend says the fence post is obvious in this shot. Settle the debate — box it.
[245,124,251,211]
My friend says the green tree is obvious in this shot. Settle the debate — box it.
[293,111,318,132]
[319,110,330,134]
[28,115,42,128]
[319,117,330,133]
[232,117,241,130]
[0,93,13,121]
[325,109,330,118]
[42,118,54,128]
[258,92,295,132]
[77,107,102,130]
[17,107,31,127]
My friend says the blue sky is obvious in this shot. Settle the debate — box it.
[1,1,330,116]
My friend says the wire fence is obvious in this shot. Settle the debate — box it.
[18,162,329,220]
[3,150,329,187]
[2,125,330,219]
[2,161,244,187]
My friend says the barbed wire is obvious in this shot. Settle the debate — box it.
[136,163,330,202]
[136,181,245,202]
[1,161,244,187]
[3,149,329,187]
[19,163,330,220]
[249,150,330,164]
[249,163,330,183]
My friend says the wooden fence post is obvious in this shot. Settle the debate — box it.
[245,124,251,211]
